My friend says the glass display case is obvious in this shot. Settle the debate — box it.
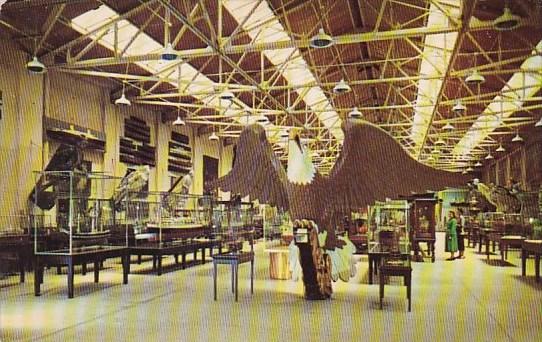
[119,192,213,245]
[212,200,256,252]
[260,205,292,242]
[31,171,126,254]
[369,200,410,253]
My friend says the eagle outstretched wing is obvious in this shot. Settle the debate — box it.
[212,124,289,210]
[324,120,470,213]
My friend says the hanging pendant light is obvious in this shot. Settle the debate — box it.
[485,151,494,160]
[535,117,542,127]
[443,122,455,130]
[173,114,185,126]
[465,69,485,85]
[466,166,474,172]
[512,133,523,142]
[493,7,521,31]
[435,138,446,146]
[475,161,483,167]
[115,92,131,106]
[452,100,467,113]
[161,42,177,61]
[496,144,506,152]
[309,28,334,48]
[26,56,46,74]
[333,79,351,94]
[219,89,235,101]
[209,131,219,141]
[348,107,363,119]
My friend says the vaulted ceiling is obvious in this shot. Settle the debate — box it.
[1,0,541,173]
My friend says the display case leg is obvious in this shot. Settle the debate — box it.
[57,266,62,275]
[157,254,163,276]
[82,263,87,276]
[213,262,217,301]
[67,259,74,299]
[94,261,100,283]
[182,253,186,269]
[123,254,129,284]
[521,249,527,276]
[535,255,540,282]
[19,251,25,283]
[251,259,254,295]
[379,272,384,310]
[202,248,206,264]
[34,258,41,296]
[174,254,179,265]
[368,256,374,285]
[235,263,239,302]
[406,274,412,312]
[231,264,235,293]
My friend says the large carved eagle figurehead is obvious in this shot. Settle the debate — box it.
[213,118,470,220]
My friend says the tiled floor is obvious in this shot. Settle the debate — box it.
[1,233,541,342]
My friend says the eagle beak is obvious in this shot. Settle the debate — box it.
[289,128,303,152]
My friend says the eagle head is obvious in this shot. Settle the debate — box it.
[287,128,315,185]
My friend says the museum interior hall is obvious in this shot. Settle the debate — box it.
[0,0,541,341]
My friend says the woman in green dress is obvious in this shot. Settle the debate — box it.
[446,211,458,260]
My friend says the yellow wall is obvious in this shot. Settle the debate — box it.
[0,36,231,228]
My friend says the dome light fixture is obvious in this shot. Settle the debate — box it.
[485,151,494,160]
[496,144,506,152]
[309,28,334,48]
[255,115,270,125]
[443,122,455,130]
[219,89,235,101]
[535,117,542,127]
[348,107,363,119]
[466,166,474,172]
[511,133,523,142]
[462,170,468,175]
[114,92,131,106]
[26,56,46,74]
[475,161,483,167]
[493,7,521,31]
[209,131,219,141]
[333,79,351,94]
[161,42,177,61]
[452,100,467,113]
[465,69,485,85]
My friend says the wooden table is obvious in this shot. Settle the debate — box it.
[213,251,254,302]
[379,256,412,312]
[129,239,218,275]
[0,237,32,283]
[521,240,542,282]
[34,246,129,298]
[368,242,410,285]
[499,235,525,262]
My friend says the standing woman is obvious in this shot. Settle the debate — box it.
[446,211,459,260]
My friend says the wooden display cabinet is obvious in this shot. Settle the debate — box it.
[408,196,437,262]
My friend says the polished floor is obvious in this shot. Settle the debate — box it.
[1,233,541,342]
